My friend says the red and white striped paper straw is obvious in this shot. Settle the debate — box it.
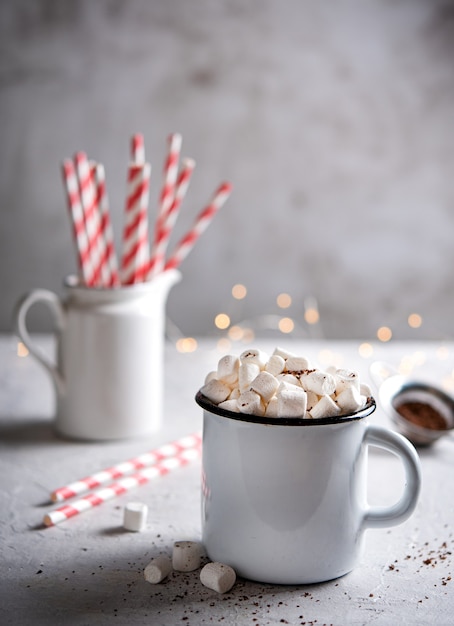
[62,159,95,285]
[120,162,152,284]
[131,133,145,164]
[50,432,201,502]
[92,162,120,287]
[148,157,196,279]
[157,133,182,226]
[165,181,232,271]
[75,151,104,286]
[43,446,201,527]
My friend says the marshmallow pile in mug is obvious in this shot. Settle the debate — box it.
[200,347,372,419]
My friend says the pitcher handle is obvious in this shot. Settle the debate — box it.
[13,289,65,393]
[362,425,421,529]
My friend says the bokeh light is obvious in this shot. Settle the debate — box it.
[278,317,294,333]
[408,313,422,329]
[214,313,231,330]
[276,293,292,309]
[17,342,29,357]
[377,326,392,342]
[228,325,245,341]
[175,337,198,353]
[318,349,344,368]
[358,342,374,358]
[304,308,320,325]
[232,284,247,300]
[241,327,255,343]
[217,338,232,352]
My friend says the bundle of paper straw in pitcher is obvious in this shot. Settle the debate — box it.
[61,133,232,287]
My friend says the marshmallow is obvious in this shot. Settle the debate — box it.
[305,390,319,412]
[123,502,148,532]
[200,379,231,404]
[273,346,297,360]
[238,389,265,416]
[277,382,307,418]
[309,395,341,419]
[199,346,369,421]
[336,386,363,413]
[172,541,202,572]
[238,361,260,391]
[250,371,279,403]
[276,372,301,387]
[218,399,240,412]
[335,369,361,393]
[200,562,236,593]
[264,396,279,417]
[301,371,336,396]
[285,356,311,373]
[217,355,239,385]
[204,370,217,384]
[265,354,285,376]
[240,348,269,368]
[144,555,172,584]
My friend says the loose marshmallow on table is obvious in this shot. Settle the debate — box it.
[172,541,202,572]
[144,555,173,584]
[200,562,236,593]
[123,502,148,532]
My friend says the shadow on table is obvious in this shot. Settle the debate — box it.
[15,553,330,625]
[0,416,57,444]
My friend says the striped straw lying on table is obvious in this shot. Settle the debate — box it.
[44,432,202,527]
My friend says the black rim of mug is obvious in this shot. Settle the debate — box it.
[195,391,376,426]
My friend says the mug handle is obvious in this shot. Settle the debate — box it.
[362,425,421,529]
[14,289,65,393]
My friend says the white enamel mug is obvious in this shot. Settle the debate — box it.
[196,392,421,585]
[14,270,180,440]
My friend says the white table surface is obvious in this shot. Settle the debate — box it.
[1,334,453,625]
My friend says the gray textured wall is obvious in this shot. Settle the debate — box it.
[1,0,454,340]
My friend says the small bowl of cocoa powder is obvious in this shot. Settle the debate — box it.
[378,375,454,446]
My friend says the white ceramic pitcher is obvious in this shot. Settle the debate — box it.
[14,270,180,440]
